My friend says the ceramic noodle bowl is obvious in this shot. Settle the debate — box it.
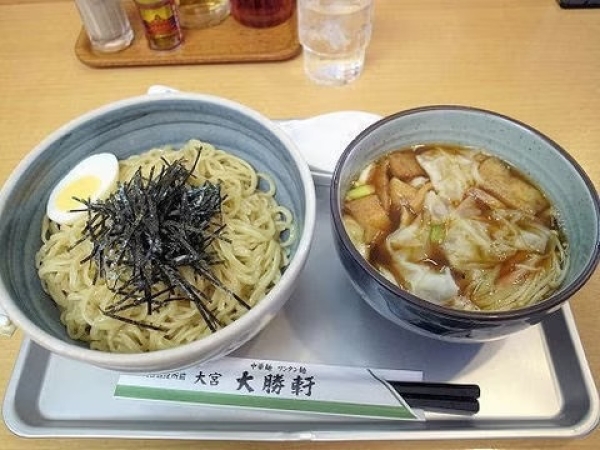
[0,93,316,372]
[330,106,600,342]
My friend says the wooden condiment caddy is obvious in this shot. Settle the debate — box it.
[75,2,300,68]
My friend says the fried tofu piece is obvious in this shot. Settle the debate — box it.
[478,157,548,215]
[372,158,391,211]
[388,151,426,181]
[390,178,432,214]
[411,182,433,213]
[345,194,392,243]
[466,187,506,210]
[390,177,417,208]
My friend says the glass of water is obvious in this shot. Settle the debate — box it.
[297,0,374,86]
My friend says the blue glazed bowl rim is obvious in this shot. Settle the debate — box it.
[331,104,600,322]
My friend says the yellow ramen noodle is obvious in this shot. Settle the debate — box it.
[36,140,295,353]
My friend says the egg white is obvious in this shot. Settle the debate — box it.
[46,153,119,225]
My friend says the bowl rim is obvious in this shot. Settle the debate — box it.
[0,92,317,369]
[331,104,600,322]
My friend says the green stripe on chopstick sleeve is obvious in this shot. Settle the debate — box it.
[114,385,417,420]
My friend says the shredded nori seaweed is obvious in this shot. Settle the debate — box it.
[74,149,250,333]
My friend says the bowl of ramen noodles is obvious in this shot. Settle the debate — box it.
[330,106,600,342]
[0,92,316,372]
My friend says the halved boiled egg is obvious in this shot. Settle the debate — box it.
[47,153,119,225]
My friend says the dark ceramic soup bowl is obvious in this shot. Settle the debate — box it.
[330,106,600,342]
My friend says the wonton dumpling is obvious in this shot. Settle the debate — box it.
[516,227,551,253]
[424,191,451,221]
[386,222,459,304]
[417,148,479,203]
[442,215,508,269]
[386,217,427,254]
[390,256,459,304]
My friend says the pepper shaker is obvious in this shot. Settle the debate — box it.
[75,0,135,53]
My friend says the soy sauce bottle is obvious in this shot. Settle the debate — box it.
[230,0,295,28]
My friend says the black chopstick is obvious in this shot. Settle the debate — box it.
[386,381,481,415]
[388,381,480,399]
[400,394,480,414]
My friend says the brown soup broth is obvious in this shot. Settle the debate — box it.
[343,144,567,311]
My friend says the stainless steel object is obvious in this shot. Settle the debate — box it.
[2,114,598,440]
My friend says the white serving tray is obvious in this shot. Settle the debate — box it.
[2,113,599,440]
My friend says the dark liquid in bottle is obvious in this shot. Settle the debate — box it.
[231,0,296,28]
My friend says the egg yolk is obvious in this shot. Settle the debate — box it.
[55,175,102,211]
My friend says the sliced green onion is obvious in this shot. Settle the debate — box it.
[345,184,376,201]
[346,184,375,201]
[430,223,446,244]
